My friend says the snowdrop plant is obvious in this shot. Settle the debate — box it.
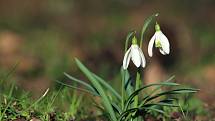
[59,13,198,121]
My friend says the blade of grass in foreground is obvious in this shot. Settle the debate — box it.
[27,88,49,110]
[0,82,15,120]
[75,58,117,121]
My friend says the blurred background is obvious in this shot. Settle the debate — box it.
[0,0,214,116]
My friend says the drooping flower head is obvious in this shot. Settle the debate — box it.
[123,36,146,69]
[148,23,170,57]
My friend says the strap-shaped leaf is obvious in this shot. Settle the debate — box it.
[118,108,139,121]
[144,88,199,104]
[64,73,98,95]
[75,58,117,121]
[93,74,122,101]
[124,82,179,110]
[144,107,166,114]
[55,80,98,95]
[124,31,135,53]
[111,102,122,114]
[121,68,134,97]
[140,13,159,48]
[143,76,175,101]
[143,102,178,108]
[139,98,176,108]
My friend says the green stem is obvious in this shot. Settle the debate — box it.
[121,70,125,110]
[139,13,159,49]
[125,31,135,53]
[132,70,141,121]
[134,70,141,108]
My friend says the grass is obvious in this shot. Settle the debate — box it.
[0,69,86,120]
[0,62,205,121]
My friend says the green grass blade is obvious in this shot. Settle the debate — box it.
[75,58,117,121]
[27,88,49,110]
[0,82,15,120]
[49,86,63,108]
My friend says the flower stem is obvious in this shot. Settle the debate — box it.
[134,69,141,108]
[121,70,125,110]
[125,31,135,53]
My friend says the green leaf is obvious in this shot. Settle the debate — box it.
[118,108,139,121]
[111,102,122,114]
[93,74,122,101]
[143,102,179,108]
[144,88,199,104]
[158,98,176,103]
[64,73,97,95]
[140,13,159,48]
[75,58,117,121]
[121,68,133,98]
[144,107,166,114]
[124,82,179,110]
[145,76,175,99]
[55,80,98,95]
[124,31,135,53]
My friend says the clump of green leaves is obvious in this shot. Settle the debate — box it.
[61,13,198,121]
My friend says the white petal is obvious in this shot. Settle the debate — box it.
[131,45,141,67]
[123,47,132,69]
[159,48,166,55]
[159,32,170,54]
[148,34,156,57]
[138,48,146,68]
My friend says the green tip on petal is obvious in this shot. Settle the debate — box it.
[155,22,160,31]
[132,36,138,45]
[155,40,162,48]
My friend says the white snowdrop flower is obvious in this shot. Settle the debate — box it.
[148,23,170,57]
[123,36,146,69]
